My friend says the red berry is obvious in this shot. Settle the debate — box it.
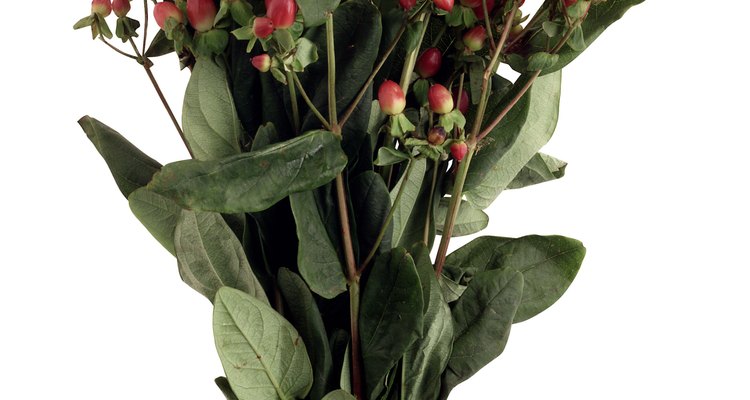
[186,0,217,32]
[415,48,442,79]
[267,0,297,29]
[91,0,112,17]
[399,0,417,10]
[253,17,275,39]
[451,142,469,161]
[453,88,469,115]
[563,0,578,7]
[472,0,495,20]
[378,80,406,116]
[428,126,447,145]
[428,84,454,115]
[433,0,454,12]
[112,0,130,17]
[463,26,487,52]
[460,0,482,7]
[153,2,183,29]
[252,54,271,72]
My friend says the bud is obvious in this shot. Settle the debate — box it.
[415,48,442,79]
[153,2,183,29]
[187,0,217,32]
[564,0,578,7]
[453,88,469,115]
[428,127,447,145]
[433,0,454,12]
[91,0,112,17]
[463,26,487,52]
[459,0,481,6]
[252,54,271,72]
[509,24,524,40]
[399,0,417,10]
[472,0,495,20]
[112,0,130,17]
[253,17,275,39]
[450,141,469,161]
[428,84,454,115]
[267,0,298,29]
[378,80,406,116]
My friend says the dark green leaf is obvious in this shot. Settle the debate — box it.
[374,147,410,167]
[145,29,175,58]
[174,210,268,303]
[128,188,182,255]
[404,21,424,54]
[507,152,567,190]
[435,198,488,237]
[360,248,423,399]
[289,190,347,299]
[250,123,281,151]
[439,269,524,399]
[78,116,161,198]
[291,37,319,72]
[73,15,95,30]
[527,52,560,71]
[230,0,254,26]
[351,172,392,263]
[278,269,334,400]
[390,159,426,247]
[213,287,313,400]
[148,130,347,213]
[321,390,356,400]
[297,0,340,28]
[215,377,239,400]
[194,29,230,56]
[182,57,243,160]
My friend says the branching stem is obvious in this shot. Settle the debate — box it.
[291,72,331,130]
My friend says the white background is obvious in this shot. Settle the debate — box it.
[1,1,749,399]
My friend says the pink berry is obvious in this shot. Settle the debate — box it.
[251,54,271,72]
[112,0,130,17]
[399,0,417,10]
[433,0,454,12]
[427,126,447,145]
[564,0,578,7]
[428,84,454,115]
[451,142,469,161]
[187,0,217,32]
[253,17,275,39]
[266,0,297,29]
[378,80,406,116]
[472,0,495,20]
[415,48,443,79]
[153,2,183,29]
[453,88,469,115]
[91,0,112,17]
[463,26,487,52]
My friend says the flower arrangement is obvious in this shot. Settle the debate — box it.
[74,0,642,399]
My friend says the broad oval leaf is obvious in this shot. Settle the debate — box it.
[148,130,348,214]
[277,268,334,400]
[213,287,313,400]
[128,188,182,255]
[360,248,424,399]
[321,390,356,400]
[507,152,567,190]
[289,190,347,299]
[439,269,524,399]
[390,159,427,247]
[175,210,268,304]
[297,0,340,28]
[78,116,161,198]
[435,198,489,237]
[465,71,562,209]
[183,57,243,160]
[351,172,392,262]
[145,29,175,58]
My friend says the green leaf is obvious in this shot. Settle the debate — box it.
[250,123,280,152]
[145,29,175,58]
[439,269,524,399]
[541,20,564,37]
[442,235,585,322]
[278,269,334,400]
[351,172,392,262]
[194,29,230,56]
[213,287,313,400]
[527,52,560,71]
[229,0,254,26]
[321,390,356,400]
[567,25,586,52]
[464,71,562,209]
[507,152,567,190]
[390,159,427,247]
[174,210,268,303]
[296,0,340,28]
[403,244,453,400]
[435,198,488,237]
[128,188,182,255]
[360,248,424,399]
[215,377,240,400]
[182,57,243,160]
[374,147,410,167]
[78,116,161,198]
[291,37,319,72]
[148,130,347,213]
[404,21,425,54]
[289,190,347,299]
[73,15,95,30]
[96,14,113,39]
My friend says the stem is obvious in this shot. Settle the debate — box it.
[506,0,551,49]
[326,13,338,127]
[358,159,415,274]
[476,70,541,141]
[399,12,430,92]
[291,72,331,130]
[482,0,496,51]
[423,159,440,245]
[142,0,149,54]
[348,279,363,400]
[286,70,301,135]
[99,37,138,60]
[127,38,194,158]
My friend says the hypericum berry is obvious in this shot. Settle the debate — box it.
[433,0,454,12]
[91,0,112,17]
[267,0,297,29]
[453,88,470,115]
[459,0,482,7]
[252,54,271,72]
[564,0,578,7]
[153,2,183,29]
[451,141,469,161]
[427,126,447,146]
[509,24,524,40]
[187,0,217,32]
[112,0,130,17]
[253,17,275,39]
[428,84,454,115]
[415,48,442,79]
[463,26,487,52]
[378,80,406,116]
[399,0,417,10]
[472,0,495,20]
